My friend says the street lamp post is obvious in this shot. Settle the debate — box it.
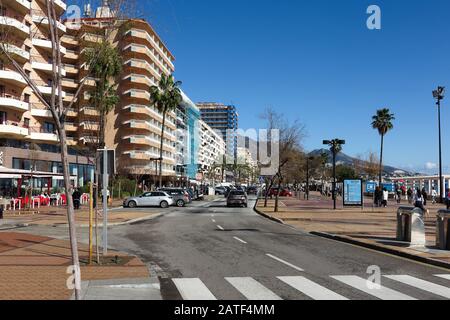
[323,139,346,210]
[433,86,445,203]
[306,156,314,201]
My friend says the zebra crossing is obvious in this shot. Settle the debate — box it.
[171,274,450,300]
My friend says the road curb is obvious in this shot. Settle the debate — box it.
[310,231,450,270]
[253,200,285,224]
[52,213,165,228]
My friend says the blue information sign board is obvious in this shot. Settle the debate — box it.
[366,182,377,193]
[343,180,363,207]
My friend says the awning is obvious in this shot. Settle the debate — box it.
[0,166,76,179]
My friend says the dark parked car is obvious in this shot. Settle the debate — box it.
[227,190,248,207]
[215,186,227,195]
[247,186,258,195]
[159,188,191,207]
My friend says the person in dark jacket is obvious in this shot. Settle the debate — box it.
[72,189,82,210]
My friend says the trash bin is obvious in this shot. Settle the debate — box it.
[436,210,450,250]
[397,207,425,245]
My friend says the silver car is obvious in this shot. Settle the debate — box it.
[123,191,174,209]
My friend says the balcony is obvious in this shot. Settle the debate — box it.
[2,43,30,62]
[63,64,78,75]
[32,38,67,55]
[62,78,77,89]
[30,104,52,118]
[64,122,77,132]
[0,69,27,87]
[123,151,151,161]
[61,35,78,46]
[123,89,150,101]
[0,15,30,38]
[31,58,66,76]
[27,128,59,143]
[80,107,100,117]
[65,108,77,117]
[123,104,151,117]
[6,0,31,14]
[81,33,103,44]
[122,44,170,77]
[80,121,100,131]
[123,135,151,146]
[36,0,66,14]
[123,74,156,87]
[0,121,29,138]
[80,136,99,145]
[123,120,152,132]
[37,85,66,97]
[0,94,29,112]
[64,49,79,60]
[31,10,66,33]
[124,29,175,70]
[66,136,77,146]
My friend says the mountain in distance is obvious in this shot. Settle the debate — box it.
[308,149,417,177]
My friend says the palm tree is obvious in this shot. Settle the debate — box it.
[150,75,182,187]
[372,108,395,187]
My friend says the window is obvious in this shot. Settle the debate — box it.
[0,85,4,97]
[43,122,55,133]
[23,118,30,128]
[0,111,7,124]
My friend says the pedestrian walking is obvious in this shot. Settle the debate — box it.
[421,188,428,206]
[431,188,438,204]
[407,188,413,205]
[382,188,389,207]
[414,189,425,212]
[396,188,402,204]
[72,188,81,210]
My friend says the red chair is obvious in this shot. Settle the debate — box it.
[60,194,67,205]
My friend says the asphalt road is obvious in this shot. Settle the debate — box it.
[104,196,450,300]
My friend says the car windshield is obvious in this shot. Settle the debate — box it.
[230,191,245,196]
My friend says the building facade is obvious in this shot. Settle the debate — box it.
[0,0,95,195]
[198,119,226,182]
[196,102,238,158]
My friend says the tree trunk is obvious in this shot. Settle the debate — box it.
[274,175,282,213]
[264,178,274,207]
[379,134,384,187]
[159,108,167,188]
[58,128,81,299]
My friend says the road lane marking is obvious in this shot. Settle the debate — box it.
[172,278,217,300]
[233,237,247,244]
[278,276,348,300]
[217,225,224,231]
[435,274,450,280]
[266,254,304,272]
[225,277,282,300]
[331,276,416,300]
[384,275,450,299]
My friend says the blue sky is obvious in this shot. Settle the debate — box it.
[73,0,450,173]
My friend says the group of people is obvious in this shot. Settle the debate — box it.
[375,186,438,212]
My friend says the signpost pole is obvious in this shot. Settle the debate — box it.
[102,149,108,256]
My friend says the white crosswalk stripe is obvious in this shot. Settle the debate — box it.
[278,276,348,300]
[385,275,450,299]
[225,277,282,300]
[331,276,417,300]
[171,275,449,300]
[172,278,217,300]
[435,274,450,281]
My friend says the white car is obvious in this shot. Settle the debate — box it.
[123,191,174,208]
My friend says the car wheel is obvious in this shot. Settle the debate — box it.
[176,200,185,207]
[160,201,169,209]
[128,201,137,208]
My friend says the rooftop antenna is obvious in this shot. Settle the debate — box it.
[83,2,92,17]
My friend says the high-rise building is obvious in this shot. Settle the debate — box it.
[62,5,178,184]
[196,102,238,157]
[0,0,95,195]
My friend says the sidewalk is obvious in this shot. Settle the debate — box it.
[256,193,450,268]
[1,204,161,228]
[0,232,150,300]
